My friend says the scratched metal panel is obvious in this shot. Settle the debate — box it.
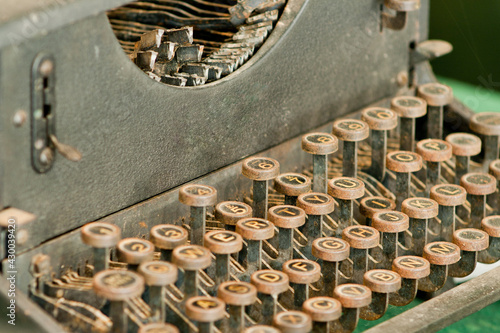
[0,0,427,252]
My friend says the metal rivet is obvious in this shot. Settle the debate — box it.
[13,110,27,127]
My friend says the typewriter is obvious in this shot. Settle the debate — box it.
[1,0,500,332]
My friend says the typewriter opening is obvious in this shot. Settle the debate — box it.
[107,0,288,86]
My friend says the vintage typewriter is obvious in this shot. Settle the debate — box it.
[1,0,500,332]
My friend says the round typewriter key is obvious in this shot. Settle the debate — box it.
[328,177,365,236]
[332,283,372,333]
[362,107,398,180]
[312,238,350,297]
[418,83,453,139]
[93,270,145,333]
[218,281,257,331]
[391,96,427,151]
[204,230,243,287]
[430,184,467,242]
[461,173,497,228]
[416,139,453,194]
[385,0,421,11]
[361,269,401,320]
[372,211,409,268]
[450,229,489,277]
[342,226,380,284]
[359,197,396,226]
[480,216,500,264]
[390,256,430,306]
[149,224,188,261]
[386,151,423,210]
[446,133,482,184]
[402,198,438,256]
[242,157,280,219]
[81,222,121,273]
[251,270,289,324]
[268,205,306,268]
[244,326,280,333]
[489,160,500,215]
[172,245,211,300]
[470,112,500,169]
[302,297,342,332]
[419,241,460,292]
[273,311,312,333]
[138,261,177,321]
[236,218,274,277]
[215,201,253,229]
[179,184,217,245]
[117,238,155,271]
[332,119,369,178]
[297,192,335,260]
[139,323,179,333]
[185,296,226,333]
[302,133,339,193]
[274,173,312,205]
[283,259,321,309]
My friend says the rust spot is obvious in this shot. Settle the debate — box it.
[139,221,147,228]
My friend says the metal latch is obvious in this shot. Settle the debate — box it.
[31,53,81,173]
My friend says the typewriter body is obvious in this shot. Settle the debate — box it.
[1,0,499,332]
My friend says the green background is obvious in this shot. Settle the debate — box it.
[356,2,500,330]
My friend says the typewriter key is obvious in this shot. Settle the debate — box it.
[218,281,257,331]
[312,237,350,296]
[479,216,500,263]
[332,119,369,178]
[244,326,280,333]
[93,270,145,333]
[274,173,312,205]
[359,196,396,226]
[461,173,497,228]
[236,218,274,277]
[402,198,438,256]
[242,157,280,219]
[417,83,453,139]
[138,261,177,321]
[302,133,339,193]
[390,96,427,151]
[390,256,430,306]
[332,284,372,333]
[430,184,467,242]
[268,205,306,268]
[302,297,342,333]
[490,160,500,214]
[416,139,453,194]
[117,238,155,271]
[446,133,482,184]
[172,245,211,300]
[139,323,179,333]
[470,112,500,169]
[185,296,226,333]
[179,184,217,245]
[361,269,401,320]
[342,226,380,284]
[283,259,321,309]
[361,107,398,181]
[215,201,253,230]
[419,241,460,292]
[150,224,188,261]
[386,151,423,210]
[372,211,409,268]
[449,228,489,277]
[204,230,243,287]
[297,192,335,259]
[251,270,289,324]
[328,177,365,236]
[81,222,121,273]
[273,311,312,333]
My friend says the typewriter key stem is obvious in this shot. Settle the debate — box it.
[360,292,388,321]
[191,206,206,245]
[455,155,469,184]
[370,130,387,180]
[350,248,368,284]
[313,154,328,193]
[427,106,443,139]
[322,261,340,297]
[228,305,245,331]
[246,240,262,275]
[380,232,398,269]
[343,141,357,178]
[278,228,293,265]
[337,199,353,236]
[94,248,109,273]
[469,194,486,229]
[448,250,477,278]
[305,215,322,258]
[395,172,410,210]
[484,135,500,167]
[426,161,440,192]
[261,294,276,325]
[331,308,359,333]
[109,300,127,333]
[148,285,165,321]
[389,278,417,306]
[417,264,447,292]
[407,218,427,256]
[478,236,500,264]
[184,270,198,300]
[215,254,230,286]
[253,180,268,219]
[439,205,455,242]
[400,118,415,151]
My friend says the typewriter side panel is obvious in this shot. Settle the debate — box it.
[0,0,428,252]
